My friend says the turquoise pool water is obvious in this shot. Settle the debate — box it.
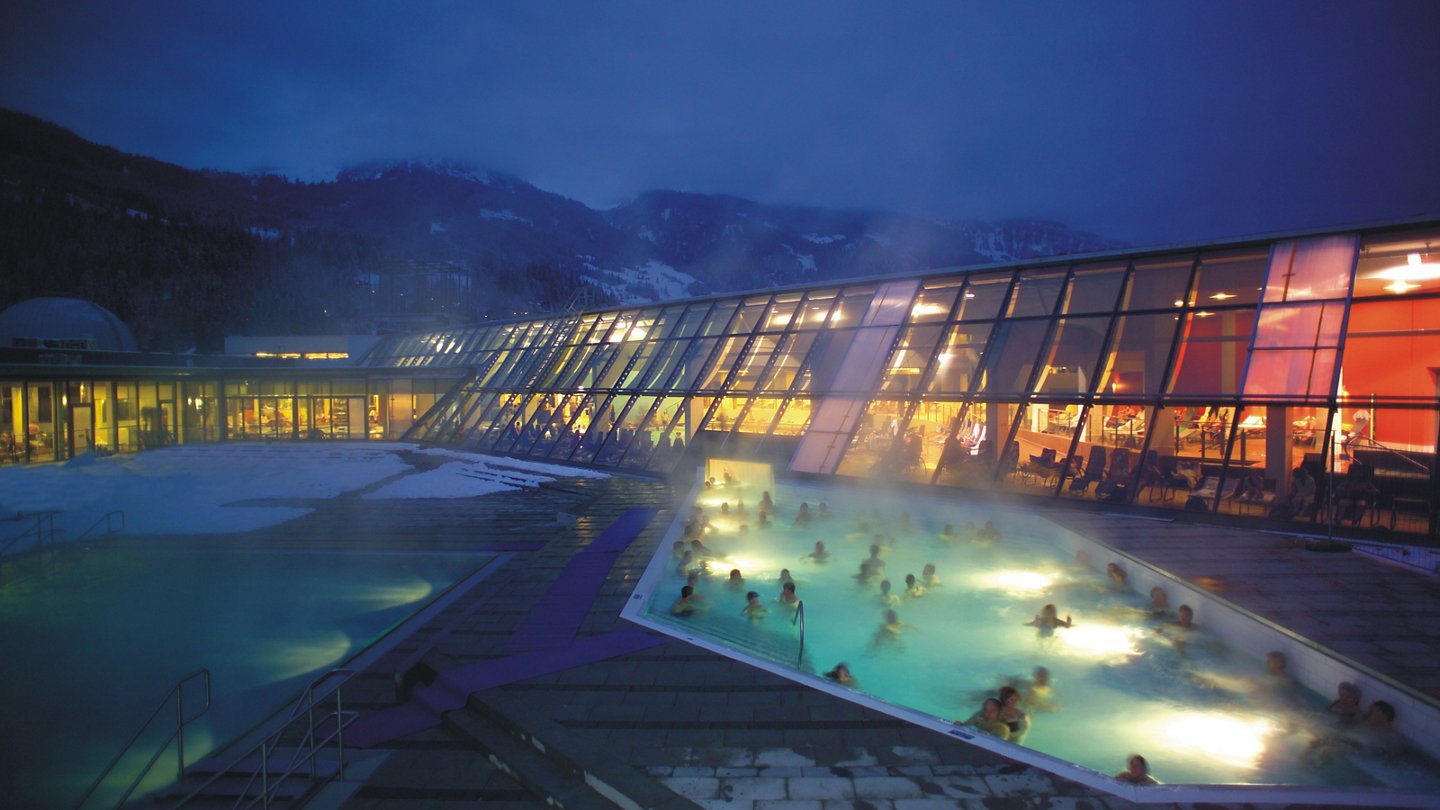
[0,545,489,809]
[635,481,1440,798]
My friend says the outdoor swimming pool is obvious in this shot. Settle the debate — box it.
[0,543,493,809]
[624,468,1440,805]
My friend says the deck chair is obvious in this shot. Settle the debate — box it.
[1067,446,1107,495]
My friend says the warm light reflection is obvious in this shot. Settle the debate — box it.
[1055,624,1145,658]
[978,569,1057,596]
[1210,291,1235,301]
[259,631,352,680]
[354,577,434,609]
[1375,252,1440,283]
[1147,709,1277,769]
[911,302,948,318]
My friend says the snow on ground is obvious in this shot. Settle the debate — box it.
[0,442,607,546]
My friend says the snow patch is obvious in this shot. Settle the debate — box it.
[247,226,282,241]
[803,233,847,245]
[638,225,659,244]
[430,222,447,234]
[479,209,534,226]
[585,261,699,304]
[125,208,149,221]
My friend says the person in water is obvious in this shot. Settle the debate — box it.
[1327,681,1364,726]
[727,568,745,588]
[806,540,830,562]
[779,580,798,605]
[1027,603,1072,631]
[824,662,855,686]
[671,585,697,616]
[1106,562,1128,589]
[778,568,794,585]
[857,544,885,579]
[922,562,940,588]
[817,502,830,521]
[996,685,1030,741]
[1114,754,1157,785]
[795,502,812,525]
[741,590,767,619]
[876,578,900,606]
[1155,604,1195,653]
[962,698,1011,741]
[976,520,1000,542]
[904,573,926,598]
[760,490,775,515]
[873,608,911,643]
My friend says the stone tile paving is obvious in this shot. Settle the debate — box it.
[226,466,1440,809]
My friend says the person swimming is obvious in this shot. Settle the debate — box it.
[1155,604,1195,653]
[940,523,955,540]
[859,544,885,577]
[806,540,830,562]
[1026,603,1072,633]
[1327,681,1364,726]
[778,568,794,585]
[818,502,830,520]
[1148,586,1169,616]
[779,580,798,605]
[824,662,855,686]
[1106,562,1128,589]
[1114,754,1157,785]
[871,608,910,646]
[875,578,900,606]
[727,568,745,588]
[905,573,926,598]
[741,590,767,619]
[976,520,999,542]
[671,584,697,616]
[962,698,1011,741]
[996,685,1030,741]
[922,562,940,588]
[795,502,812,525]
[760,490,774,515]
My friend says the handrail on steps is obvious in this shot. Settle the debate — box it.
[791,600,806,666]
[1,509,60,557]
[73,668,211,810]
[177,667,357,809]
[77,510,125,543]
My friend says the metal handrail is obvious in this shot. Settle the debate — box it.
[73,668,211,810]
[76,510,125,543]
[1,510,60,557]
[791,600,806,666]
[177,668,355,809]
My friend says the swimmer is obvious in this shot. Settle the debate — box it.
[735,499,747,515]
[1024,666,1057,711]
[1148,586,1169,616]
[1260,650,1299,700]
[1106,562,1128,589]
[778,568,794,585]
[876,578,900,606]
[962,698,1011,741]
[741,590,767,619]
[1155,604,1194,652]
[676,550,699,577]
[997,686,1030,741]
[824,662,855,686]
[670,540,686,561]
[671,585,697,616]
[806,540,830,562]
[818,502,830,520]
[760,490,774,515]
[795,502,812,525]
[690,538,718,559]
[1113,754,1157,785]
[685,572,706,601]
[1026,603,1072,633]
[880,608,910,636]
[719,502,731,516]
[1327,682,1364,726]
[940,523,955,540]
[757,511,770,528]
[727,568,745,588]
[905,573,926,598]
[976,520,999,542]
[859,544,885,576]
[922,563,940,588]
[779,580,798,605]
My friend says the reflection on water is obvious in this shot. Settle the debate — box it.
[643,481,1440,793]
[0,547,483,810]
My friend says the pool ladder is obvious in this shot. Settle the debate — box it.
[792,600,806,667]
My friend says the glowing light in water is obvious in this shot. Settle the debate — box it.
[1056,623,1145,658]
[1147,709,1277,769]
[258,631,352,680]
[980,569,1057,596]
[349,577,434,609]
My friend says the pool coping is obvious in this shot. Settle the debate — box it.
[620,474,1440,809]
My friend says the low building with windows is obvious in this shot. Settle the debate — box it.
[3,219,1438,539]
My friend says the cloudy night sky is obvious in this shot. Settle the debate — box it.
[3,0,1438,246]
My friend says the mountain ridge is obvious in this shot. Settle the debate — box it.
[0,107,1125,350]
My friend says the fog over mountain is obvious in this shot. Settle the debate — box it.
[0,108,1123,351]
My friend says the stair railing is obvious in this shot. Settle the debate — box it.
[76,510,126,543]
[73,668,211,810]
[1,509,60,557]
[177,667,356,809]
[791,600,806,666]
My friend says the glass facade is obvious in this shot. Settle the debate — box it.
[3,221,1437,540]
[396,224,1440,539]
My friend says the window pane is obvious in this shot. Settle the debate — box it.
[1124,256,1193,311]
[1062,263,1126,314]
[1193,249,1266,307]
[978,320,1050,394]
[1037,316,1109,395]
[1096,312,1182,398]
[1264,235,1357,302]
[910,279,963,323]
[1340,297,1440,400]
[1007,269,1066,317]
[1168,310,1254,396]
[956,272,1013,320]
[926,324,993,395]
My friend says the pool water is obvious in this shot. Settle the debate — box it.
[0,545,488,809]
[636,481,1440,795]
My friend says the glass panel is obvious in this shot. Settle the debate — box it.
[860,279,920,327]
[772,396,812,437]
[977,320,1050,394]
[1062,263,1126,315]
[1167,309,1255,396]
[1007,269,1066,318]
[699,302,739,336]
[1036,316,1108,395]
[1095,312,1182,398]
[735,396,784,434]
[617,341,659,389]
[1340,297,1440,400]
[698,336,750,390]
[1353,229,1440,299]
[1193,249,1267,307]
[1264,235,1357,302]
[673,303,713,338]
[636,340,693,390]
[643,397,690,472]
[793,293,840,331]
[956,272,1012,320]
[1124,256,1193,311]
[1243,349,1337,401]
[733,299,771,333]
[671,338,720,389]
[836,400,911,478]
[730,334,778,392]
[910,279,963,323]
[801,329,857,393]
[881,324,944,394]
[764,297,802,331]
[831,326,901,392]
[1251,301,1345,348]
[925,323,993,395]
[757,332,814,392]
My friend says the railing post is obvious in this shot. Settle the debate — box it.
[308,690,318,778]
[261,740,270,809]
[176,684,186,779]
[335,686,346,780]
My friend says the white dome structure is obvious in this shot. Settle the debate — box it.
[0,297,137,352]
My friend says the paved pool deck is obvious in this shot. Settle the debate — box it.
[191,463,1439,810]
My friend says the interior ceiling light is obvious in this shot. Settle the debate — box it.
[1173,299,1185,307]
[1375,251,1440,283]
[1385,280,1421,295]
[1210,292,1235,301]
